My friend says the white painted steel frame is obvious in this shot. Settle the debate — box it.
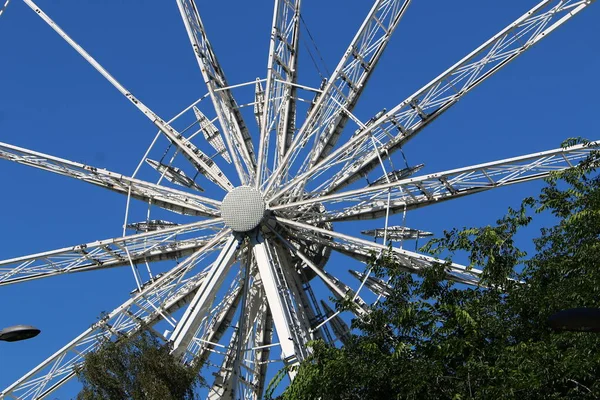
[0,0,596,399]
[171,235,240,356]
[176,0,256,184]
[275,216,483,286]
[0,141,221,217]
[265,0,412,194]
[251,234,312,377]
[0,231,230,400]
[256,0,301,185]
[269,0,596,203]
[22,0,234,192]
[0,219,223,285]
[271,142,597,221]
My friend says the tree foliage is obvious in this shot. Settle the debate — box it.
[75,327,204,400]
[280,139,600,400]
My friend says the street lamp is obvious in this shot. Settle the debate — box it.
[0,325,41,342]
[548,308,600,333]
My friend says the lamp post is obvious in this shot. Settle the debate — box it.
[548,308,600,333]
[0,325,41,342]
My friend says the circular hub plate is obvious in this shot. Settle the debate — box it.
[220,186,266,232]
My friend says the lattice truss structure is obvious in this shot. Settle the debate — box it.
[0,0,597,399]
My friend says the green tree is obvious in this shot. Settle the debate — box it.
[280,139,600,400]
[75,327,204,400]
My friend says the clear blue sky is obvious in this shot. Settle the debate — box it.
[0,0,598,397]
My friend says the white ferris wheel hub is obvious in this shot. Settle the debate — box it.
[220,186,266,232]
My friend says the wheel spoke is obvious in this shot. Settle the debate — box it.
[270,0,596,200]
[207,257,264,400]
[271,142,598,222]
[265,0,412,194]
[274,216,481,285]
[23,0,234,191]
[268,225,369,315]
[171,235,241,356]
[176,0,257,183]
[320,301,352,345]
[250,234,312,378]
[0,220,224,286]
[0,232,228,400]
[0,141,221,217]
[256,0,302,185]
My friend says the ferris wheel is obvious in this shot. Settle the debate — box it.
[0,0,597,399]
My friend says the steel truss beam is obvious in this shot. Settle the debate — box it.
[362,226,433,241]
[265,0,412,194]
[187,286,242,367]
[0,220,224,286]
[22,0,233,191]
[302,0,411,166]
[274,217,481,286]
[0,231,229,400]
[171,235,241,356]
[251,234,312,378]
[208,266,267,400]
[272,142,597,222]
[320,301,352,345]
[256,0,301,184]
[269,226,369,316]
[193,106,233,164]
[209,321,242,400]
[269,0,596,201]
[0,141,221,217]
[176,0,256,183]
[146,158,205,192]
[349,269,392,297]
[208,268,273,400]
[252,303,274,399]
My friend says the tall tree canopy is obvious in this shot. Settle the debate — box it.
[279,140,600,400]
[75,328,204,400]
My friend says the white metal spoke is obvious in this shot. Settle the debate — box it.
[268,226,369,316]
[256,0,301,185]
[349,269,392,297]
[251,234,311,377]
[176,0,256,183]
[208,263,266,400]
[272,242,327,339]
[0,141,221,217]
[0,232,228,400]
[0,0,10,17]
[145,158,205,192]
[274,217,481,286]
[171,235,241,356]
[218,267,273,400]
[362,226,433,241]
[272,142,597,222]
[320,301,352,345]
[193,106,233,164]
[22,0,233,191]
[265,0,411,193]
[2,1,596,398]
[208,321,241,400]
[301,0,411,165]
[187,286,242,367]
[250,303,273,399]
[0,220,223,286]
[270,0,595,201]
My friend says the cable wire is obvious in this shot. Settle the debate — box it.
[299,13,331,78]
[0,0,11,18]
